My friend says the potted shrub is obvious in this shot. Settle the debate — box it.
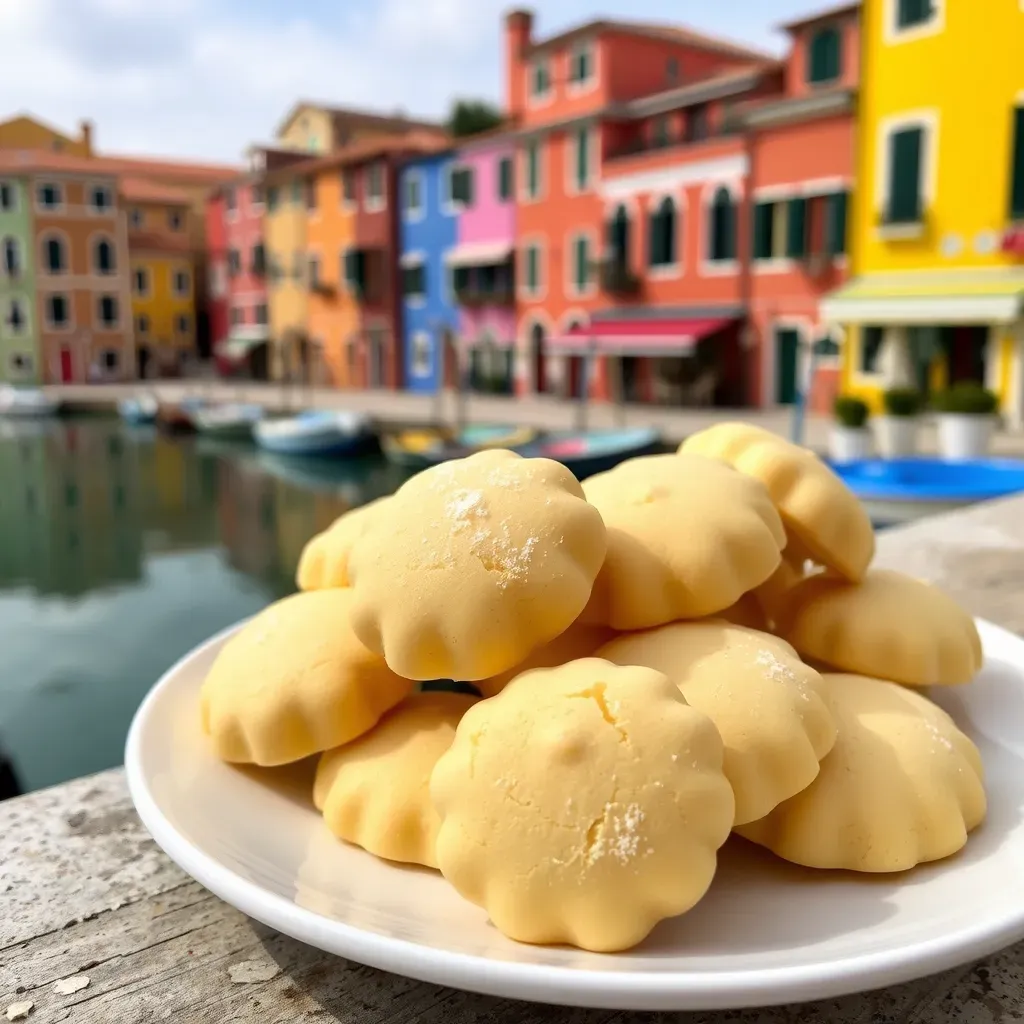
[875,387,922,458]
[829,395,872,463]
[932,382,999,460]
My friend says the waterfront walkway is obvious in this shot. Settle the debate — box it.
[45,380,1024,455]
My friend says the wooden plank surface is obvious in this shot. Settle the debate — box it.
[3,495,1024,1023]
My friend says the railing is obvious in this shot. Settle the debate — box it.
[604,125,741,162]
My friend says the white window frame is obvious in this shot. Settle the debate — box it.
[340,168,357,212]
[35,181,64,213]
[645,189,684,281]
[0,180,17,213]
[4,296,29,337]
[364,163,387,214]
[400,252,427,309]
[88,184,114,215]
[45,292,73,331]
[518,236,547,301]
[528,57,553,108]
[95,294,121,331]
[564,228,598,299]
[875,109,939,239]
[133,266,151,297]
[90,232,118,277]
[403,169,425,222]
[442,162,474,216]
[40,230,70,276]
[565,124,598,196]
[173,267,191,297]
[700,179,743,277]
[2,235,22,279]
[567,40,598,96]
[883,0,945,45]
[520,140,545,203]
[410,329,433,378]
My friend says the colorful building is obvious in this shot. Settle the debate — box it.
[204,187,231,372]
[0,116,94,158]
[274,103,444,157]
[398,148,458,393]
[823,0,1024,425]
[0,169,37,383]
[124,177,196,377]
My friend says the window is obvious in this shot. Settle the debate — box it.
[753,201,777,259]
[1010,106,1024,220]
[168,209,184,231]
[90,185,113,213]
[896,0,936,30]
[522,242,542,295]
[97,295,119,328]
[37,182,62,209]
[411,331,432,377]
[807,26,842,84]
[101,349,120,371]
[307,254,320,287]
[569,43,594,85]
[530,59,551,99]
[402,261,427,301]
[225,188,237,213]
[343,249,367,294]
[404,173,423,217]
[173,269,190,296]
[785,196,808,258]
[708,187,737,262]
[648,196,677,268]
[666,57,680,83]
[652,116,671,148]
[129,207,143,229]
[524,142,541,200]
[267,186,280,212]
[5,298,26,335]
[94,237,116,275]
[133,267,150,295]
[826,191,849,255]
[251,244,266,276]
[448,166,474,209]
[306,180,317,212]
[0,181,14,212]
[47,294,70,328]
[342,168,356,206]
[570,234,593,294]
[607,205,630,266]
[572,127,591,191]
[43,235,66,274]
[230,307,244,327]
[2,237,20,277]
[686,105,710,143]
[860,326,884,373]
[176,314,191,335]
[227,248,241,277]
[136,314,150,336]
[366,163,385,208]
[886,125,924,224]
[290,180,303,206]
[498,157,514,202]
[814,335,841,359]
[9,352,32,373]
[255,303,268,325]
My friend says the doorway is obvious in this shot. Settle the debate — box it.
[60,346,74,383]
[620,356,642,403]
[775,327,800,405]
[940,326,988,387]
[529,322,546,394]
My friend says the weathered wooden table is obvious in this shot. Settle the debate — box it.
[3,496,1024,1024]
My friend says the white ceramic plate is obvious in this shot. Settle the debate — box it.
[125,619,1024,1012]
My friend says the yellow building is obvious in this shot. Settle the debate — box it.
[824,0,1024,426]
[0,114,94,156]
[274,102,444,156]
[122,178,197,377]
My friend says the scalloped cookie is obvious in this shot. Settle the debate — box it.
[737,673,986,872]
[297,497,389,591]
[347,449,607,682]
[476,619,616,698]
[581,454,786,630]
[752,551,809,629]
[777,568,983,687]
[716,591,771,632]
[680,423,874,582]
[314,691,476,868]
[430,658,735,952]
[200,590,414,766]
[598,622,836,825]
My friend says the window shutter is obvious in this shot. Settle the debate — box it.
[1010,107,1024,219]
[827,191,849,255]
[785,197,808,258]
[574,237,587,289]
[897,0,933,29]
[752,202,773,259]
[576,129,589,189]
[888,127,923,223]
[526,246,538,290]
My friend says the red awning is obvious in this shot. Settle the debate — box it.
[546,317,734,357]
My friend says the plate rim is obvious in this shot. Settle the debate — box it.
[125,617,1024,1012]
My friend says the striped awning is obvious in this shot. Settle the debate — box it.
[547,317,734,357]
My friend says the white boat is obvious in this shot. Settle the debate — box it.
[118,394,159,424]
[253,410,373,457]
[0,385,60,418]
[192,402,264,440]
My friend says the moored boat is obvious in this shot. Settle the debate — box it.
[254,409,374,458]
[517,428,664,479]
[156,397,206,434]
[381,424,539,469]
[0,385,60,419]
[118,394,159,425]
[192,403,264,440]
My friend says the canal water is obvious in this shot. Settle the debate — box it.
[0,416,412,797]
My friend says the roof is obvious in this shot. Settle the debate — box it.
[119,176,190,205]
[527,17,774,62]
[616,62,778,119]
[0,148,118,177]
[90,154,242,184]
[777,1,860,32]
[274,101,446,143]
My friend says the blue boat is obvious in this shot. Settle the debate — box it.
[518,427,663,479]
[832,457,1024,524]
[118,395,159,425]
[254,410,374,458]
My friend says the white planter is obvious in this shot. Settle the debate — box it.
[937,414,995,461]
[874,415,919,459]
[829,425,873,463]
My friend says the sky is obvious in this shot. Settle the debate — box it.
[0,0,832,166]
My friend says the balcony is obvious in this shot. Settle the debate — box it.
[596,257,641,297]
[604,125,740,163]
[454,284,514,307]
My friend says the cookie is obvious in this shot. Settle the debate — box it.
[430,658,734,952]
[777,568,983,686]
[200,590,414,766]
[680,423,874,581]
[347,450,607,681]
[716,591,771,632]
[296,497,389,591]
[476,619,616,698]
[581,453,786,630]
[598,621,836,825]
[314,691,476,868]
[752,552,808,629]
[737,673,986,872]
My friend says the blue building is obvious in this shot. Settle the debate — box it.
[398,151,459,394]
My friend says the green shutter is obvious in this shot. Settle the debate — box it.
[574,237,587,289]
[888,127,923,223]
[526,246,538,290]
[753,202,773,259]
[576,129,589,189]
[897,0,933,29]
[1010,107,1024,219]
[808,27,842,84]
[498,157,513,201]
[785,197,808,258]
[648,207,661,266]
[526,145,539,197]
[827,191,849,255]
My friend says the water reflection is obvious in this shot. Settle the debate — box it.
[0,417,411,796]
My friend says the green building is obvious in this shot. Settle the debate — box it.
[0,175,39,384]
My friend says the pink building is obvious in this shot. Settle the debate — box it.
[450,135,517,394]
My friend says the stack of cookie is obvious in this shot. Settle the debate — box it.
[199,423,987,954]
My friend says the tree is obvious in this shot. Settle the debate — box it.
[448,99,503,139]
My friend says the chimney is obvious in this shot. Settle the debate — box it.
[79,119,94,156]
[503,9,534,121]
